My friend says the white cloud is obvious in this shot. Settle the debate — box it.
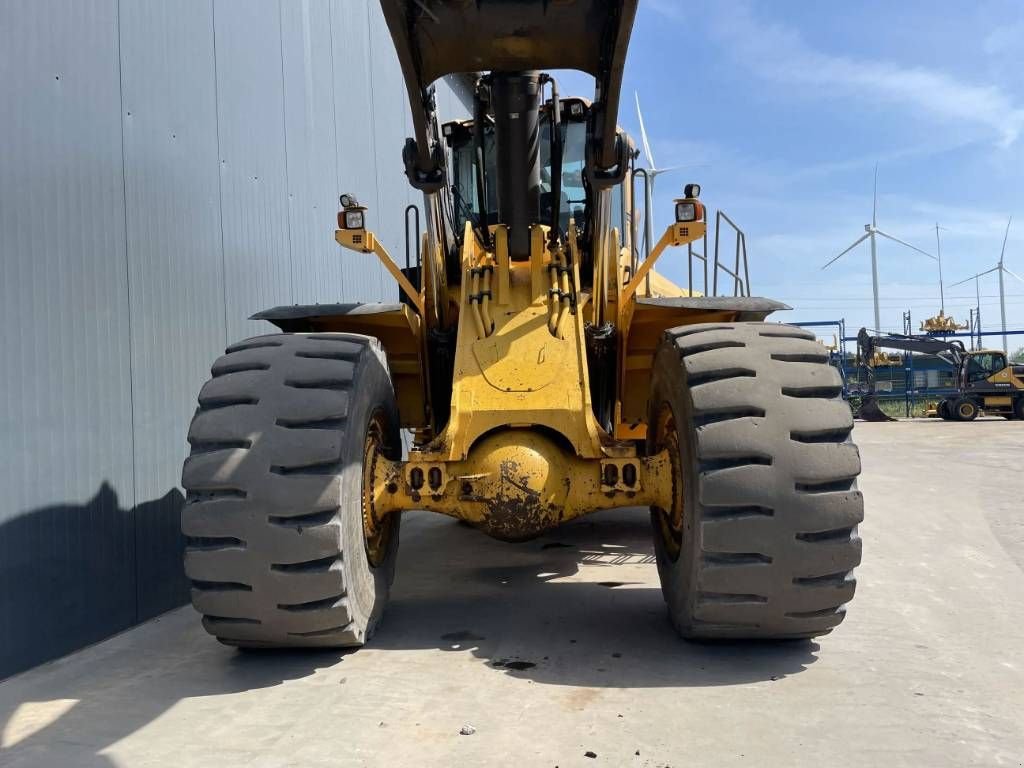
[651,2,1024,148]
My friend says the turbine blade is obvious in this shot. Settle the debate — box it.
[821,232,870,270]
[875,230,935,259]
[1002,265,1024,284]
[999,216,1012,265]
[635,91,656,170]
[872,163,878,228]
[949,266,998,287]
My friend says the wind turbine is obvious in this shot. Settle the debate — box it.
[634,92,685,258]
[950,217,1023,353]
[821,165,934,332]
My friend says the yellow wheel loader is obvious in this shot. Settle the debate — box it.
[181,0,862,647]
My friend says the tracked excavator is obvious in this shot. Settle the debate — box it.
[180,0,863,648]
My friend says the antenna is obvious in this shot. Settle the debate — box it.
[935,223,947,314]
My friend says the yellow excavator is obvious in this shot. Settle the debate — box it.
[856,328,1024,421]
[180,0,862,648]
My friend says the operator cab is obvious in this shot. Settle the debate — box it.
[443,98,591,237]
[965,351,1007,384]
[442,93,627,266]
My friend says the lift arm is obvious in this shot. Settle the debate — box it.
[379,0,638,181]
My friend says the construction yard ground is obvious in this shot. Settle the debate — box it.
[1,419,1022,767]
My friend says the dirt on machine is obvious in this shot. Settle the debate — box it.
[180,0,863,649]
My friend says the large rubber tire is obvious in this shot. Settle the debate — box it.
[953,397,979,421]
[1014,397,1024,420]
[181,333,402,648]
[647,322,863,640]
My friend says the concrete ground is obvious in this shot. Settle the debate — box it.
[1,420,1023,768]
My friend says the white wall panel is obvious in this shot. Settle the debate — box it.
[214,0,294,341]
[0,0,137,676]
[0,0,471,678]
[281,0,349,305]
[330,0,387,301]
[119,0,226,615]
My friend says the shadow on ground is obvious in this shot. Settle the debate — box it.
[370,509,820,688]
[0,508,818,766]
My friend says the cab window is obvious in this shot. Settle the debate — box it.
[966,353,1006,382]
[451,118,588,237]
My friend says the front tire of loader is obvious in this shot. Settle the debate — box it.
[181,333,401,648]
[647,322,863,640]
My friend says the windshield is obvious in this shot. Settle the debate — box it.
[450,119,587,238]
[966,353,1006,382]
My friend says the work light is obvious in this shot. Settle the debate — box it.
[343,209,365,230]
[675,201,705,223]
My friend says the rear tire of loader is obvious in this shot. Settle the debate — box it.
[181,333,402,648]
[647,322,863,640]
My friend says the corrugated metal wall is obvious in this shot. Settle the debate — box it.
[0,0,467,679]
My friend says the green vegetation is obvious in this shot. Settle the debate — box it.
[1012,347,1024,363]
[876,399,931,419]
[848,395,933,419]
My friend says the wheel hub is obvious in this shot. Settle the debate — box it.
[361,413,393,567]
[653,410,683,561]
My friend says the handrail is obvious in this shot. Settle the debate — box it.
[620,197,751,299]
[404,204,421,270]
[713,210,750,297]
[630,167,649,278]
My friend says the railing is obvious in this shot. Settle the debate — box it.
[628,167,752,298]
[404,204,421,271]
[713,210,750,297]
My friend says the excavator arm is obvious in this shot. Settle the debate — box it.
[855,328,967,420]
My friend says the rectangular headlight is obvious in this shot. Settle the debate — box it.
[675,202,697,222]
[344,210,365,229]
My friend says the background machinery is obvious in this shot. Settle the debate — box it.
[179,0,863,648]
[855,328,1024,421]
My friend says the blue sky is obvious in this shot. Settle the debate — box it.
[563,0,1024,340]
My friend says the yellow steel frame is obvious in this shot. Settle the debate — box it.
[336,228,424,316]
[338,208,705,540]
